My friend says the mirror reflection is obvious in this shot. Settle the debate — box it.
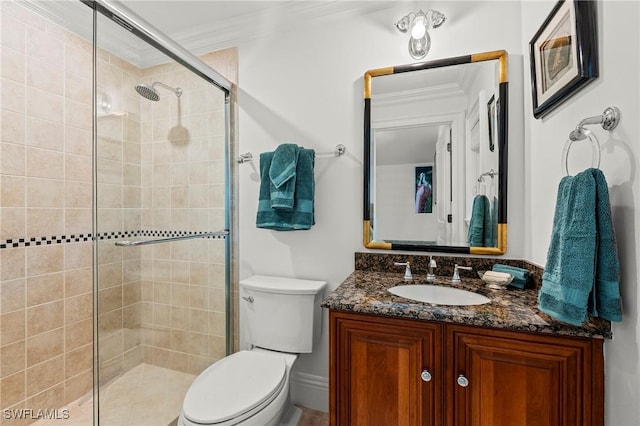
[364,51,508,254]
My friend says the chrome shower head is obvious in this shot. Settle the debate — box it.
[135,83,160,101]
[134,81,182,101]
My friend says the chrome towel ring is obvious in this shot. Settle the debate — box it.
[561,106,620,176]
[562,129,600,176]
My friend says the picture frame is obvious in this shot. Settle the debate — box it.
[529,0,598,119]
[414,166,433,214]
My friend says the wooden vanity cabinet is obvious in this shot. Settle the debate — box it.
[329,311,443,426]
[329,311,605,426]
[446,324,604,426]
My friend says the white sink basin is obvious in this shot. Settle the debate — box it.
[388,284,490,306]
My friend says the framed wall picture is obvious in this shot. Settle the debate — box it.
[529,0,598,118]
[415,166,433,214]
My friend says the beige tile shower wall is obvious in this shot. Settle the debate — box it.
[95,46,143,385]
[1,2,237,420]
[138,60,229,375]
[0,1,94,420]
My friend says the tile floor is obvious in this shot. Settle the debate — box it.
[34,363,328,426]
[35,363,194,426]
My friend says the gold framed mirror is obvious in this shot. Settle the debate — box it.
[363,50,508,254]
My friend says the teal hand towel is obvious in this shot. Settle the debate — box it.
[468,195,491,247]
[492,264,530,289]
[256,148,315,231]
[491,196,499,247]
[269,143,300,209]
[538,168,622,325]
[588,169,622,321]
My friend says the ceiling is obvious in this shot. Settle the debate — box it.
[120,0,398,64]
[22,0,398,68]
[21,1,485,69]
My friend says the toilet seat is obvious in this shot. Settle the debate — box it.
[182,350,287,425]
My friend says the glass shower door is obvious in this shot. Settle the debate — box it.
[94,10,230,426]
[0,1,95,424]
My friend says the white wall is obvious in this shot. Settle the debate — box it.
[239,1,640,419]
[377,162,437,242]
[238,1,524,411]
[521,1,640,424]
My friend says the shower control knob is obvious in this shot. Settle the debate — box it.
[457,375,469,387]
[420,370,432,382]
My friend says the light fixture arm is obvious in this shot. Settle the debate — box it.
[428,9,446,28]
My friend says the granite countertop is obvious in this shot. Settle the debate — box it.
[321,270,612,339]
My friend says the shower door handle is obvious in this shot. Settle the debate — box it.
[114,230,229,246]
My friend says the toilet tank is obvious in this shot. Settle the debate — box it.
[240,275,327,353]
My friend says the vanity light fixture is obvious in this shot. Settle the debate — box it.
[395,9,446,59]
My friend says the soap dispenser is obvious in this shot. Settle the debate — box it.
[426,256,437,282]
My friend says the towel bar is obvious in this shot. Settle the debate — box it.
[237,144,346,164]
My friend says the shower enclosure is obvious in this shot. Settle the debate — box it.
[0,1,235,425]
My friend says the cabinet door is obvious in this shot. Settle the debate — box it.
[446,324,604,426]
[330,311,442,426]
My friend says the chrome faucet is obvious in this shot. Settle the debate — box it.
[426,256,437,282]
[394,262,413,281]
[452,264,472,283]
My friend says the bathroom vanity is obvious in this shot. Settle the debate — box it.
[323,262,610,426]
[338,35,611,426]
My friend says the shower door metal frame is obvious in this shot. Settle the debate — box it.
[82,1,236,424]
[81,0,232,92]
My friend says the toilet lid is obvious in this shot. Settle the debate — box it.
[183,350,287,424]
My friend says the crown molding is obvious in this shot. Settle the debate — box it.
[373,83,465,107]
[18,0,397,69]
[139,1,396,67]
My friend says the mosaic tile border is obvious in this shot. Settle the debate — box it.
[0,230,227,250]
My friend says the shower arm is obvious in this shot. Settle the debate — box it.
[115,230,228,246]
[153,81,183,97]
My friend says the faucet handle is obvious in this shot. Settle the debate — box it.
[427,256,437,282]
[394,262,413,281]
[452,264,473,283]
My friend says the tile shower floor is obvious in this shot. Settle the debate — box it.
[34,363,329,426]
[35,363,194,426]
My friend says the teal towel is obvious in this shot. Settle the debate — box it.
[256,148,315,231]
[588,169,622,321]
[538,168,622,325]
[492,264,530,289]
[490,196,499,247]
[269,143,300,209]
[468,195,491,247]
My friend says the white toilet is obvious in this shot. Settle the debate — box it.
[178,275,327,426]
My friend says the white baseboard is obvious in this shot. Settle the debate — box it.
[289,372,328,413]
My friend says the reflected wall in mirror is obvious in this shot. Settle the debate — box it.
[363,50,508,254]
